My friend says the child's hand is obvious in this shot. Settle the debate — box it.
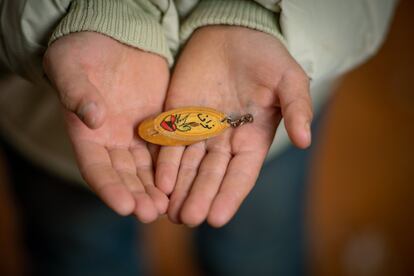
[44,32,169,223]
[156,26,313,227]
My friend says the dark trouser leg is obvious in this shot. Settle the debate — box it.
[2,141,143,276]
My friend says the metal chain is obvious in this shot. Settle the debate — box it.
[223,113,254,128]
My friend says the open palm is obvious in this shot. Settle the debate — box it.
[44,32,169,222]
[156,26,313,227]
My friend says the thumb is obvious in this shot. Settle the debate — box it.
[278,71,313,149]
[57,78,107,129]
[43,43,107,129]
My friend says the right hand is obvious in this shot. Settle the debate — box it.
[155,26,312,227]
[43,32,169,223]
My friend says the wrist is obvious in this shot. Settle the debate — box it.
[49,0,173,65]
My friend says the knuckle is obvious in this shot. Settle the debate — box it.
[158,160,179,170]
[179,162,199,171]
[198,166,225,179]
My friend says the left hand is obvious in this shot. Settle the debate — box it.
[44,32,170,222]
[155,26,313,227]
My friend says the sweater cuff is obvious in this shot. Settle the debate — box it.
[181,0,285,44]
[49,0,173,64]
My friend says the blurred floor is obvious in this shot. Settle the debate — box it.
[0,151,25,276]
[307,0,414,275]
[0,1,413,276]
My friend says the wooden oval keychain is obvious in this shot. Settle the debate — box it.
[138,107,253,146]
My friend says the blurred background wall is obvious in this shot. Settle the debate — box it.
[0,1,413,275]
[307,0,414,275]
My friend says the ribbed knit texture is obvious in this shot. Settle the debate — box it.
[49,0,173,64]
[181,0,285,45]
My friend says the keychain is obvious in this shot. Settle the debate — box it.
[138,107,253,146]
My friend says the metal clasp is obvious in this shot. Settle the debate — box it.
[222,114,254,128]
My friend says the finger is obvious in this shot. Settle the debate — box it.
[180,148,231,226]
[73,140,135,216]
[45,52,107,129]
[109,148,159,222]
[117,170,159,223]
[168,142,206,224]
[155,146,185,195]
[147,144,160,166]
[207,151,265,228]
[278,71,313,149]
[43,47,106,129]
[131,145,169,214]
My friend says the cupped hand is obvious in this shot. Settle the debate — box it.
[156,26,313,227]
[44,32,169,223]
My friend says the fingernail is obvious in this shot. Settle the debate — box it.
[78,102,97,126]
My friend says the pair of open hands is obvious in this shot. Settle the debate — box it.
[43,26,312,227]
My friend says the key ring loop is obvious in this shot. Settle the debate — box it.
[222,114,254,128]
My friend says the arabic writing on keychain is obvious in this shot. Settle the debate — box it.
[138,107,253,146]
